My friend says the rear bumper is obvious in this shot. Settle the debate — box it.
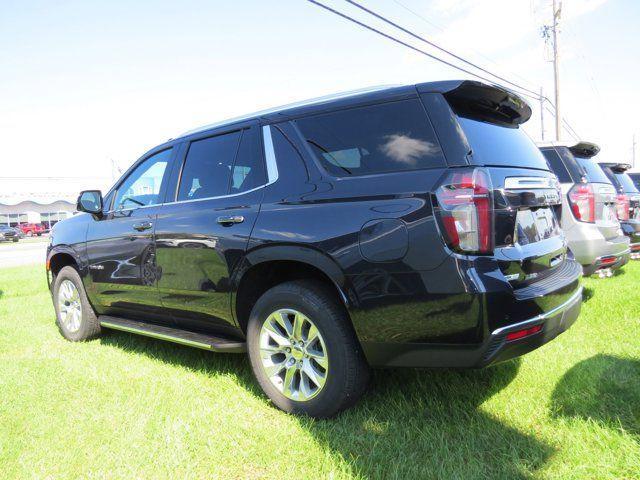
[361,286,583,368]
[569,232,630,275]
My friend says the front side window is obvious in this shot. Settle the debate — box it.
[295,99,446,176]
[177,131,241,201]
[113,148,172,211]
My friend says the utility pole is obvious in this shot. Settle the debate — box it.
[552,0,562,141]
[633,134,636,169]
[540,87,545,141]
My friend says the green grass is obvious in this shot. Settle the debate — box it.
[1,264,639,479]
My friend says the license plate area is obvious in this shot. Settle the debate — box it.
[515,208,561,246]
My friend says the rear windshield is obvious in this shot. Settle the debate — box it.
[295,99,446,177]
[629,173,640,190]
[457,117,550,170]
[574,156,610,184]
[615,172,639,193]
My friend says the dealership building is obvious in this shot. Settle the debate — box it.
[0,177,112,228]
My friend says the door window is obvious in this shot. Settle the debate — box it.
[113,148,172,211]
[230,129,266,194]
[177,131,241,201]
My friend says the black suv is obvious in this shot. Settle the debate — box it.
[47,81,583,417]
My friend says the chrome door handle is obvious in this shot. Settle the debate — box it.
[132,221,153,231]
[217,215,244,225]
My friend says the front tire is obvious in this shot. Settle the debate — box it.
[53,266,101,341]
[247,280,370,418]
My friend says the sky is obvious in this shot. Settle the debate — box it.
[2,0,639,186]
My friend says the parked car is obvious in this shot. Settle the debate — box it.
[539,142,630,276]
[0,225,19,242]
[10,227,25,239]
[18,223,46,236]
[627,172,640,191]
[47,81,583,417]
[599,162,640,259]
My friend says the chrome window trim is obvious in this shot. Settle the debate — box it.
[262,125,279,184]
[104,126,279,212]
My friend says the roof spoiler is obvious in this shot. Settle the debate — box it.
[599,162,632,173]
[569,142,600,158]
[438,80,532,127]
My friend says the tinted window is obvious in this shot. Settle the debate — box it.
[628,173,640,190]
[113,148,171,210]
[295,99,445,176]
[615,172,639,193]
[458,117,549,170]
[541,148,572,183]
[574,156,610,184]
[178,131,241,201]
[230,129,266,194]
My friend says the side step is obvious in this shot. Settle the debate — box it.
[99,316,246,353]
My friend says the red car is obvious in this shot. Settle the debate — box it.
[18,223,47,236]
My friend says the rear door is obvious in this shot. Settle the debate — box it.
[154,125,267,335]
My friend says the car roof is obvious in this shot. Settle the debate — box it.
[175,80,530,140]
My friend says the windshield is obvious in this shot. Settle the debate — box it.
[574,156,611,184]
[457,117,550,170]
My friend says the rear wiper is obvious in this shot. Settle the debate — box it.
[306,139,352,175]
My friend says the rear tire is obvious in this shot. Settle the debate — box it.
[53,266,101,341]
[247,280,370,418]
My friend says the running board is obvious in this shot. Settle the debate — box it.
[99,316,246,353]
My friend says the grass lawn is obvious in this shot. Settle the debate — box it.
[1,263,639,479]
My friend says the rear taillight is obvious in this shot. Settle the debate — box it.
[434,167,493,254]
[615,194,630,221]
[568,183,595,223]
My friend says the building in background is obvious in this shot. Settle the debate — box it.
[0,177,112,228]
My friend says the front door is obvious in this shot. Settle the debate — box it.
[154,125,266,334]
[85,147,174,324]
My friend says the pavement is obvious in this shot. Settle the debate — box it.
[0,238,48,268]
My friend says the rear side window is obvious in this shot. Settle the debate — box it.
[178,131,241,201]
[230,129,266,194]
[541,148,572,183]
[457,117,549,170]
[574,156,610,184]
[295,99,445,176]
[615,172,639,193]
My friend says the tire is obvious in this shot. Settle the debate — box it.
[26,231,33,237]
[247,280,370,418]
[52,266,101,341]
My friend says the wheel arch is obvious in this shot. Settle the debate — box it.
[232,245,354,335]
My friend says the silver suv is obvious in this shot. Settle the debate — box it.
[539,142,630,276]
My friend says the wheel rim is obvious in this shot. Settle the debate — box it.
[58,279,82,333]
[259,308,329,401]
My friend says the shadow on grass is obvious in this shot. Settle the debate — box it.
[100,331,552,478]
[582,286,595,303]
[303,359,553,479]
[551,354,640,436]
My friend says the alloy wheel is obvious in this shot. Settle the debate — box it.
[58,279,82,333]
[259,308,329,401]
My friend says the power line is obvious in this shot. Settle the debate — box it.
[389,0,539,91]
[307,0,582,139]
[345,0,541,98]
[306,0,541,102]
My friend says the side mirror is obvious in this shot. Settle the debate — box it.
[77,190,103,216]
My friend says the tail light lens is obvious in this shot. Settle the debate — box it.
[615,194,630,221]
[434,168,493,254]
[568,183,595,223]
